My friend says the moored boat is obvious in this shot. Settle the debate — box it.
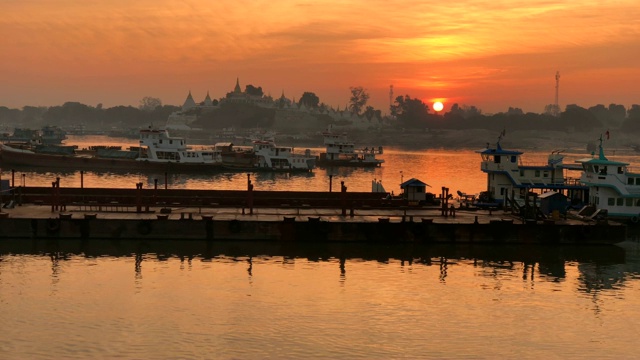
[576,136,640,223]
[0,128,223,172]
[316,126,384,167]
[219,138,315,172]
[0,126,67,145]
[474,136,586,210]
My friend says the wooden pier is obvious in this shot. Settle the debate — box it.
[0,185,627,244]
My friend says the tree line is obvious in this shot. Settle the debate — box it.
[2,89,640,134]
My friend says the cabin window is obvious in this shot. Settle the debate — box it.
[608,198,615,206]
[636,178,640,185]
[626,198,634,206]
[520,170,525,177]
[170,140,173,145]
[618,167,624,174]
[629,178,635,185]
[510,155,516,163]
[617,198,624,206]
[594,165,599,173]
[494,156,501,164]
[535,170,540,177]
[543,172,548,178]
[417,188,423,193]
[636,199,640,206]
[600,167,607,175]
[159,139,163,144]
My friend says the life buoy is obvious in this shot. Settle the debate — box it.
[631,216,639,224]
[229,220,242,233]
[137,220,152,235]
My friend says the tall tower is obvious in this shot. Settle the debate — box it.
[553,71,560,117]
[389,84,394,114]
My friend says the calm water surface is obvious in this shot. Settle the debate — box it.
[2,240,640,359]
[2,135,640,359]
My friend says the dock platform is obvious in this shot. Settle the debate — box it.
[0,202,626,244]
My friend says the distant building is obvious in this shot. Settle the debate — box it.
[167,78,386,130]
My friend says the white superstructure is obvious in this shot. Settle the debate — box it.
[317,126,383,167]
[576,137,640,223]
[138,128,221,164]
[251,139,315,171]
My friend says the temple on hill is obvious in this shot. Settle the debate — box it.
[166,78,386,131]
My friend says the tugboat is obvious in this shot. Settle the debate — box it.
[576,135,640,223]
[316,126,384,167]
[475,134,586,210]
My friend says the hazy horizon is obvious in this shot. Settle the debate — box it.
[2,1,639,114]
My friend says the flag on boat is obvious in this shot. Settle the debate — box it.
[606,130,610,140]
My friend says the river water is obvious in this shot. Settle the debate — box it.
[2,135,640,359]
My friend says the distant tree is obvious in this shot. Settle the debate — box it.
[506,107,523,116]
[391,95,429,128]
[348,86,369,115]
[362,106,382,122]
[628,104,640,119]
[608,104,626,124]
[139,97,162,112]
[43,102,97,126]
[0,106,21,124]
[461,105,482,118]
[448,103,463,117]
[299,92,320,108]
[245,85,264,97]
[561,104,601,132]
[621,104,640,132]
[544,104,560,116]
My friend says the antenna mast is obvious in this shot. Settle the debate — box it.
[553,71,560,117]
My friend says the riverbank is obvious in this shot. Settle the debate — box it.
[278,128,636,153]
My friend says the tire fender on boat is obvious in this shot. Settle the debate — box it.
[137,220,153,235]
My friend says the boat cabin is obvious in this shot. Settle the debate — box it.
[477,141,581,206]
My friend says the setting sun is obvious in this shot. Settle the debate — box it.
[433,101,444,112]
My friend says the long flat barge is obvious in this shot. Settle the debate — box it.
[0,186,627,244]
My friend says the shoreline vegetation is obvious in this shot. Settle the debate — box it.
[275,128,636,154]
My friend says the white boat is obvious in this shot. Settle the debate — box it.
[316,126,384,167]
[251,139,315,172]
[138,128,222,165]
[476,138,585,209]
[0,128,223,172]
[576,136,640,223]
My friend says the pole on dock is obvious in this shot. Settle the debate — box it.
[247,173,254,215]
[11,169,15,188]
[329,174,333,193]
[341,181,347,216]
[164,172,168,190]
[80,171,84,189]
[136,182,143,213]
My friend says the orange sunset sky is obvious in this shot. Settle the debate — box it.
[1,0,639,114]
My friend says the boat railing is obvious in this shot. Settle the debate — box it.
[517,160,556,167]
[563,177,584,187]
